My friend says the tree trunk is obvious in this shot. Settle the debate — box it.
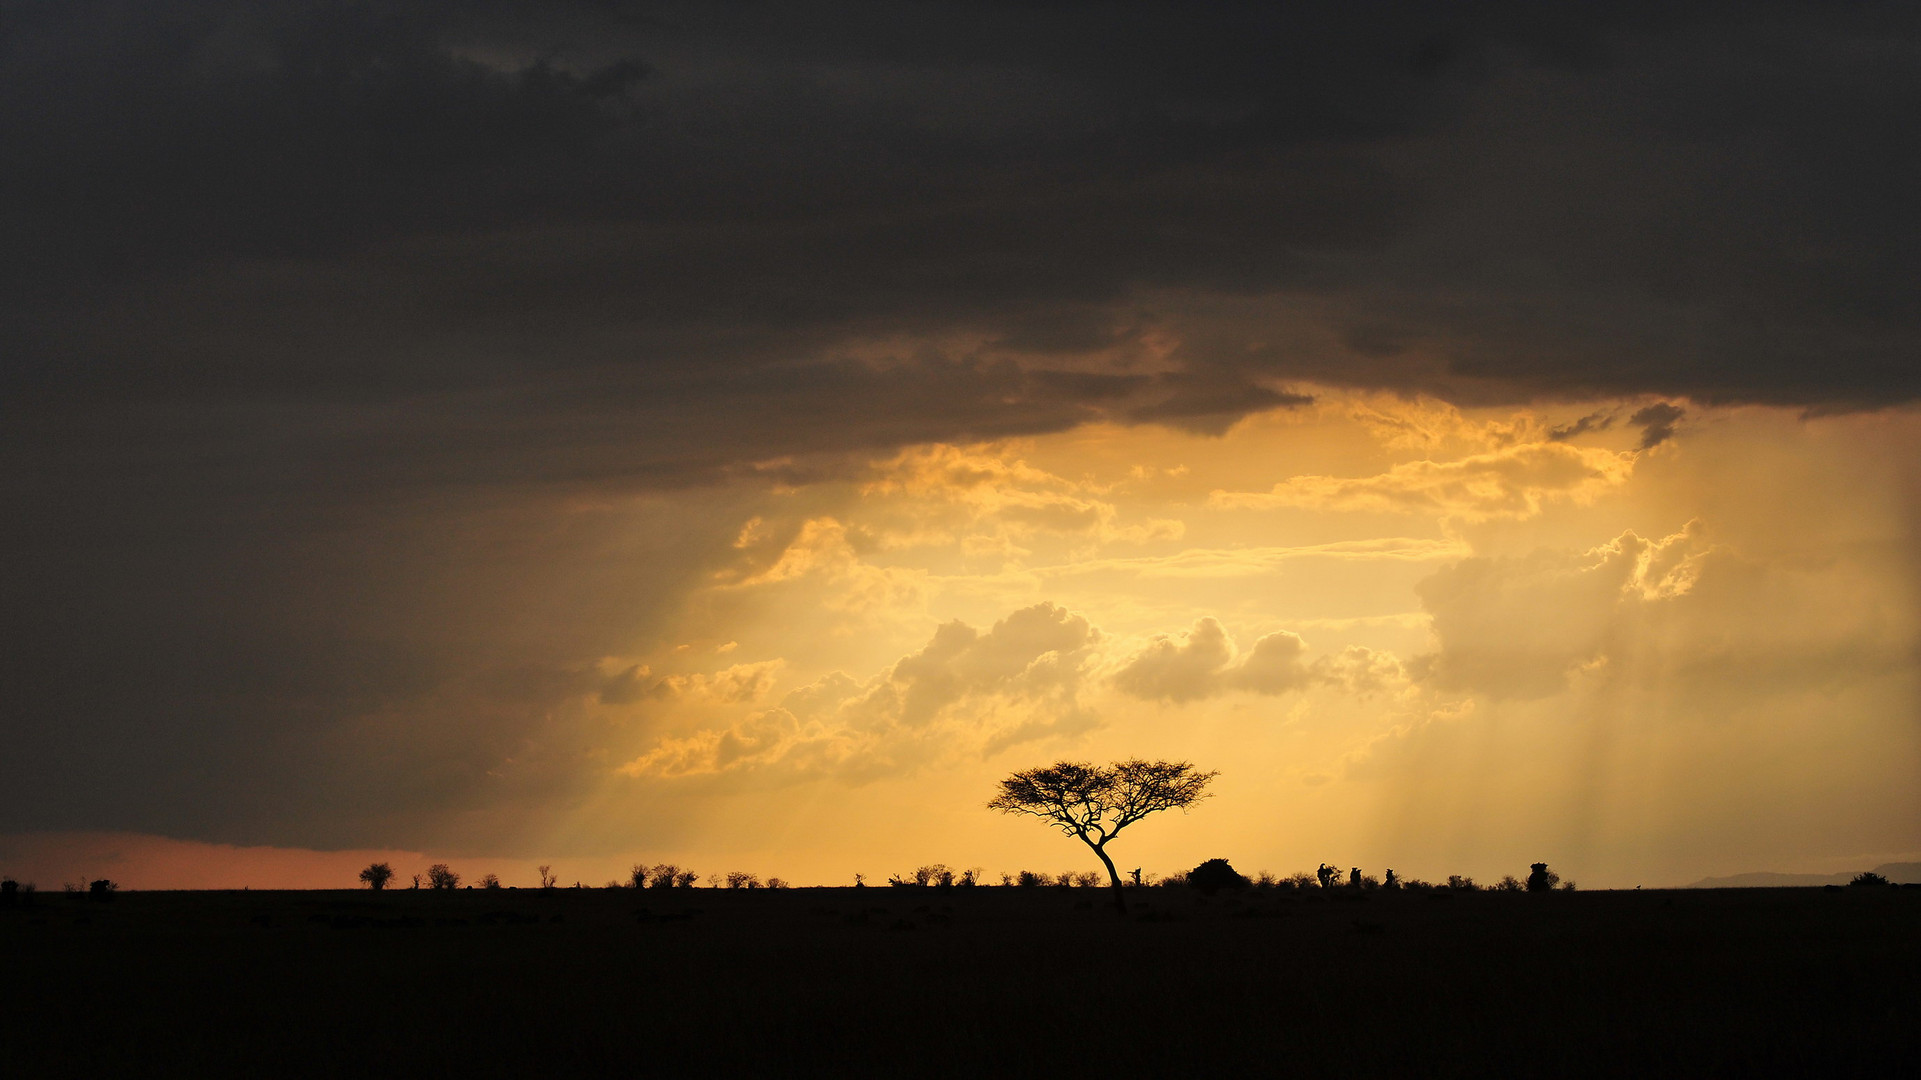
[1089,841,1127,915]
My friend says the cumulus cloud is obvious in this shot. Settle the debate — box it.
[1110,617,1394,702]
[1111,618,1239,703]
[1311,645,1408,697]
[621,602,1103,781]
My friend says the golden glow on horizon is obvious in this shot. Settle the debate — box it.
[8,392,1915,890]
[541,392,1918,889]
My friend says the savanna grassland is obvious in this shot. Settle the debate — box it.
[4,884,1914,1076]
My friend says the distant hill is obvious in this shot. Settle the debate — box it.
[1685,862,1921,888]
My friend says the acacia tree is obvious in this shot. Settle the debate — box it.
[358,862,394,890]
[989,759,1216,913]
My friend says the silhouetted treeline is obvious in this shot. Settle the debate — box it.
[340,858,1581,894]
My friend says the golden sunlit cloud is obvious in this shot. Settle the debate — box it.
[1209,441,1637,521]
[528,395,1918,888]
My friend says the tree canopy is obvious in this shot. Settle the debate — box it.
[989,759,1216,911]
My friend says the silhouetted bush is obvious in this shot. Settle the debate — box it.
[88,879,117,901]
[765,877,789,889]
[1286,871,1317,890]
[1497,875,1524,892]
[1850,871,1891,888]
[647,864,681,889]
[427,864,460,890]
[1157,872,1187,887]
[359,862,394,890]
[1527,863,1560,892]
[1447,875,1478,891]
[674,870,700,888]
[479,873,502,890]
[725,871,757,889]
[537,865,557,889]
[1070,870,1100,888]
[1560,880,1578,891]
[1186,858,1251,894]
[957,868,980,887]
[1016,870,1047,888]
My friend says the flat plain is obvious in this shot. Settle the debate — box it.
[4,884,1914,1075]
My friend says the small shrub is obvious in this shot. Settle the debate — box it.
[1072,871,1101,888]
[1850,871,1891,888]
[911,864,949,887]
[427,864,460,890]
[537,865,557,889]
[1157,872,1187,887]
[1254,871,1277,888]
[1186,858,1251,894]
[1560,880,1577,891]
[648,864,680,890]
[628,864,648,889]
[479,873,502,890]
[765,877,789,889]
[88,879,117,901]
[726,871,757,890]
[1016,870,1047,888]
[957,868,979,887]
[1496,876,1524,892]
[675,870,700,888]
[359,862,395,891]
[1286,872,1318,890]
[1446,875,1478,891]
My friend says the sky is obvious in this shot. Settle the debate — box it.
[2,1,1917,890]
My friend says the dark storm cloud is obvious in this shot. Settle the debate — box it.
[6,0,1921,848]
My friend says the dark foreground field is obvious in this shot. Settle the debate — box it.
[4,884,1915,1076]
